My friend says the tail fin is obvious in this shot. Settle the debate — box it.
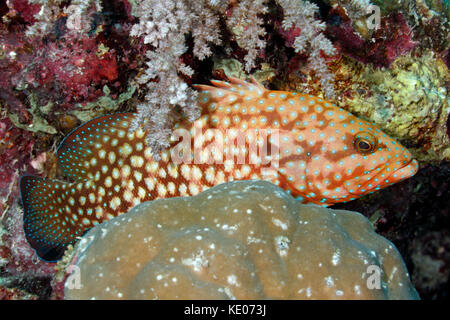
[20,175,82,261]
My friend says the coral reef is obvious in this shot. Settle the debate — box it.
[0,285,38,299]
[0,0,448,300]
[333,162,450,300]
[128,0,340,154]
[1,0,136,133]
[65,181,418,300]
[334,51,449,162]
[326,10,417,68]
[277,0,337,98]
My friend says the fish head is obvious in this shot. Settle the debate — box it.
[335,116,419,198]
[279,101,419,206]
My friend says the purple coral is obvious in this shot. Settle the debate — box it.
[326,9,417,68]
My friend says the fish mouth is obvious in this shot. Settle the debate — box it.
[347,159,419,196]
[383,158,419,182]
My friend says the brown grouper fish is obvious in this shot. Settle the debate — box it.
[20,77,419,260]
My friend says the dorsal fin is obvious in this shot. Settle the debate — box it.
[193,77,267,109]
[56,113,136,181]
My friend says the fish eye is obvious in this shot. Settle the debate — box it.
[353,132,377,154]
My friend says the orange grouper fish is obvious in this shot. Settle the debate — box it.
[20,77,419,260]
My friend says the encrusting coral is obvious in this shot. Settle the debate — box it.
[65,181,419,300]
[335,51,449,162]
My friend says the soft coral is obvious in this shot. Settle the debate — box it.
[326,10,417,68]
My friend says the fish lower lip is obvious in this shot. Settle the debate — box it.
[346,159,419,196]
[386,159,419,181]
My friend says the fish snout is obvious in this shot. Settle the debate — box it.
[397,158,419,179]
[383,158,419,184]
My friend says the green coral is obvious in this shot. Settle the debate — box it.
[7,84,137,134]
[341,51,449,162]
[7,96,57,134]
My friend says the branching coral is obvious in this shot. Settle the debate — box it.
[25,0,102,37]
[278,0,337,98]
[227,0,268,72]
[65,181,419,300]
[129,0,339,153]
[339,0,374,20]
[24,0,65,37]
[129,0,228,158]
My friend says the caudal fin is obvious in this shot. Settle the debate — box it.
[20,175,80,261]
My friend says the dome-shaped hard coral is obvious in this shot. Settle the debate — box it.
[64,181,419,300]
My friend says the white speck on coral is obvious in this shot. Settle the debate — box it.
[182,250,209,272]
[195,235,203,240]
[246,209,252,214]
[224,287,236,300]
[332,250,341,266]
[227,274,240,287]
[247,236,262,244]
[336,290,344,296]
[118,292,123,298]
[354,285,361,295]
[275,235,290,257]
[306,287,312,297]
[389,266,398,281]
[297,273,303,279]
[272,218,288,230]
[209,243,215,250]
[156,274,163,281]
[172,277,178,283]
[324,276,334,287]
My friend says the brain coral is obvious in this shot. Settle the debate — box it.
[64,181,419,300]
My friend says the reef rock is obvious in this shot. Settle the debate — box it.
[64,181,419,300]
[335,51,449,162]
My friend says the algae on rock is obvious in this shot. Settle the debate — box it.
[337,51,449,162]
